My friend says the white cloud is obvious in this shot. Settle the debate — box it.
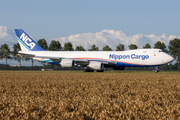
[55,29,180,50]
[1,26,179,51]
[0,26,9,39]
[0,26,16,49]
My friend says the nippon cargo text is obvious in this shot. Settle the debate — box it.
[109,54,149,60]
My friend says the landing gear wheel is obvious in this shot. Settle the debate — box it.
[83,69,94,72]
[154,69,159,73]
[97,70,104,72]
[154,66,159,73]
[90,70,94,72]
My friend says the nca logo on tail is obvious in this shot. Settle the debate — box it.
[20,33,36,49]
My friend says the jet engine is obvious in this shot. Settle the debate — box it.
[60,59,74,67]
[88,61,104,70]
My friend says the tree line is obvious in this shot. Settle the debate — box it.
[0,38,180,71]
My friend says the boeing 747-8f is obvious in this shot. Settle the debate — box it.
[15,29,174,72]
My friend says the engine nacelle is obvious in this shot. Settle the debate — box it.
[60,59,74,67]
[88,61,104,70]
[112,66,125,70]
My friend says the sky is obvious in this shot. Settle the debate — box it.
[0,0,180,66]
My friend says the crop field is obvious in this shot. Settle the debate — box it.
[0,71,180,119]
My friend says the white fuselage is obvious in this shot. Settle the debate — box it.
[19,49,174,67]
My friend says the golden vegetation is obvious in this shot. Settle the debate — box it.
[0,72,180,119]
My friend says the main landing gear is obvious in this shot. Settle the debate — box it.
[97,70,104,72]
[83,68,104,72]
[83,69,94,72]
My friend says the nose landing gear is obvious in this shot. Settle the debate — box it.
[153,66,159,73]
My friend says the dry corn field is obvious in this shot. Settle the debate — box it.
[0,71,180,119]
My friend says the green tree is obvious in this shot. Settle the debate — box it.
[88,44,99,51]
[31,59,34,71]
[116,44,125,51]
[22,57,34,71]
[12,43,31,70]
[64,42,74,51]
[37,39,49,70]
[168,38,180,72]
[48,40,62,70]
[37,38,48,50]
[12,43,22,70]
[49,40,62,51]
[0,44,12,70]
[154,41,168,53]
[102,45,112,51]
[173,63,178,70]
[143,43,151,49]
[129,44,138,50]
[75,46,85,51]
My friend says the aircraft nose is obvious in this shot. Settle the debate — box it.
[165,54,174,63]
[162,53,174,63]
[169,55,174,62]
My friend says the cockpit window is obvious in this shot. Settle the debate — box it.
[159,50,162,52]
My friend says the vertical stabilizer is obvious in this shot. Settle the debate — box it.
[14,29,44,51]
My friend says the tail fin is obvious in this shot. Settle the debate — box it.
[14,29,44,51]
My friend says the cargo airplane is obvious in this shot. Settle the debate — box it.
[14,29,174,72]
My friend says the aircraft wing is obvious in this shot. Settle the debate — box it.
[34,55,116,66]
